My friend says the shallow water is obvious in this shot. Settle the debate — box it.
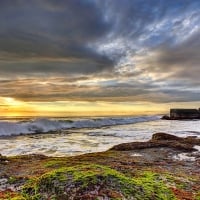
[0,118,200,157]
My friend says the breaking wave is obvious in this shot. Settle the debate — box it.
[0,116,160,136]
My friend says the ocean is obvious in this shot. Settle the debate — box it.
[0,115,200,157]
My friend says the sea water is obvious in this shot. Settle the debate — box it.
[0,115,200,157]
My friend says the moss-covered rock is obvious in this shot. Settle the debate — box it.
[195,192,200,200]
[0,191,25,200]
[22,164,176,200]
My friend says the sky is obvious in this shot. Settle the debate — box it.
[0,0,200,116]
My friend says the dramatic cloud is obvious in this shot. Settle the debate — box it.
[0,0,114,75]
[145,31,200,80]
[0,0,199,107]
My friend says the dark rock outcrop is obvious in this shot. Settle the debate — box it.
[161,115,170,120]
[162,108,200,120]
[170,108,200,120]
[151,132,180,140]
[110,132,200,151]
[0,154,7,162]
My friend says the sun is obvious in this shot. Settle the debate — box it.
[4,97,23,106]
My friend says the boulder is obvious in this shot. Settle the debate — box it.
[161,115,170,120]
[110,133,200,152]
[151,132,181,141]
[0,154,7,162]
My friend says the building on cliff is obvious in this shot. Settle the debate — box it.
[170,108,200,119]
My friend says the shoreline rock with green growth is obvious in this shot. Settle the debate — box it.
[22,164,176,200]
[0,133,200,200]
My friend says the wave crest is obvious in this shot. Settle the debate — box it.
[0,116,160,136]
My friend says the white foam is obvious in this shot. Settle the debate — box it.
[194,145,200,151]
[0,116,159,136]
[131,153,143,157]
[173,153,196,162]
[1,117,200,157]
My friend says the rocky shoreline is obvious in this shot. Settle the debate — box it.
[0,133,200,200]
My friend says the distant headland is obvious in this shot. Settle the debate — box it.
[162,108,200,120]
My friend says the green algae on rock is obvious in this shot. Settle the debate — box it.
[22,164,176,200]
[1,133,199,199]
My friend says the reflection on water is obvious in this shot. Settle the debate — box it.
[0,119,200,157]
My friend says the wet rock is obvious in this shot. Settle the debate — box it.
[110,133,199,152]
[161,115,170,120]
[110,141,195,152]
[152,133,200,145]
[0,154,7,162]
[151,132,181,141]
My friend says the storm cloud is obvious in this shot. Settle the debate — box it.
[143,30,200,79]
[0,0,114,75]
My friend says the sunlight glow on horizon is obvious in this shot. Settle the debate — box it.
[0,96,167,117]
[1,96,200,117]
